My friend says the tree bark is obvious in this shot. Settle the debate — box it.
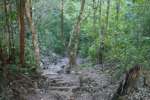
[4,0,12,60]
[60,0,66,48]
[25,0,41,67]
[97,0,103,64]
[105,0,110,32]
[18,0,25,65]
[93,0,97,33]
[68,0,85,68]
[116,0,120,22]
[97,0,110,65]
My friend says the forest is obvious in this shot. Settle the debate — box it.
[0,0,150,100]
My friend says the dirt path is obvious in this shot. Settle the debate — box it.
[25,56,117,100]
[25,56,150,100]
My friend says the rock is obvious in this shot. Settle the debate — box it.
[143,71,150,87]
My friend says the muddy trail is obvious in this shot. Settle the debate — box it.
[24,55,150,100]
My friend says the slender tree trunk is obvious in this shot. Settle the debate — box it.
[116,0,120,22]
[97,0,110,65]
[105,0,110,31]
[18,0,25,65]
[68,0,85,69]
[93,0,97,33]
[9,2,16,62]
[114,0,120,54]
[7,0,14,62]
[103,0,110,62]
[97,0,103,64]
[25,0,41,67]
[60,0,66,48]
[4,0,11,59]
[115,0,120,31]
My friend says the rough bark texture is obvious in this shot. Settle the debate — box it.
[68,0,85,68]
[25,0,40,67]
[111,65,141,100]
[18,0,25,65]
[4,0,11,60]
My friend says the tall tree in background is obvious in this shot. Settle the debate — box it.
[4,0,15,61]
[25,0,40,67]
[3,0,10,61]
[97,0,110,65]
[114,0,120,54]
[93,0,97,33]
[68,0,85,68]
[105,0,110,32]
[60,0,66,48]
[116,0,120,22]
[18,0,26,65]
[97,0,103,64]
[0,0,16,64]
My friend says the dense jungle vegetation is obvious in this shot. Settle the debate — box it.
[0,0,150,100]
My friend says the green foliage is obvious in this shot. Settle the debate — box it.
[25,39,35,64]
[33,0,150,71]
[88,44,97,59]
[0,0,150,80]
[33,0,75,54]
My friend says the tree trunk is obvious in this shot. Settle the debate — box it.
[25,0,41,67]
[18,0,25,65]
[114,0,120,56]
[4,0,11,61]
[105,0,110,31]
[93,0,97,33]
[97,0,110,65]
[97,0,103,64]
[60,0,66,48]
[116,0,120,22]
[68,0,85,69]
[111,65,141,100]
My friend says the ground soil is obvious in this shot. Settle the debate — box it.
[24,56,150,100]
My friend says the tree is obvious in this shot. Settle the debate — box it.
[68,0,85,68]
[18,0,26,65]
[93,0,97,33]
[60,0,66,48]
[25,0,41,67]
[97,0,110,65]
[97,0,103,64]
[105,0,110,32]
[116,0,120,22]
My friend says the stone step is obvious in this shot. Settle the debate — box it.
[49,86,78,92]
[49,82,77,87]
